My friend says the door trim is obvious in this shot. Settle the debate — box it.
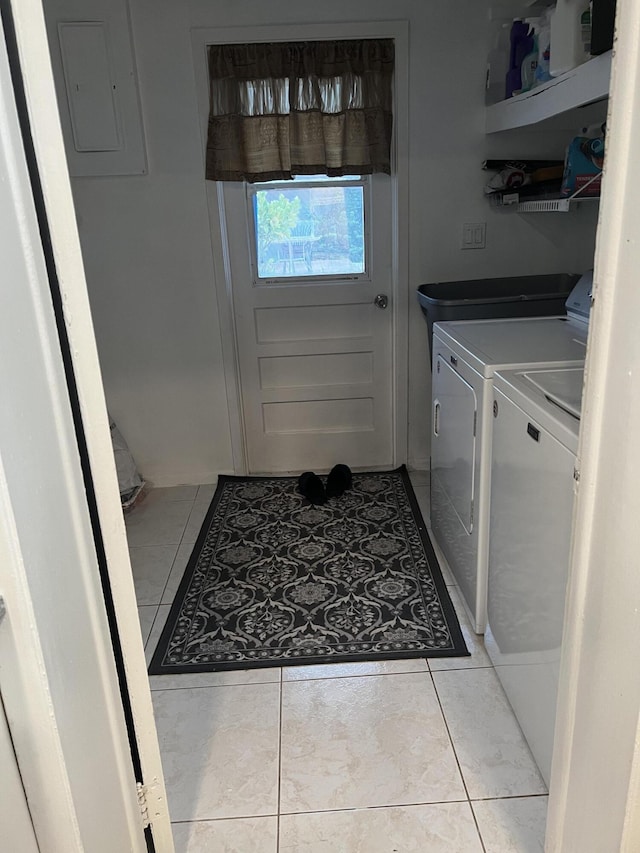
[545,0,640,848]
[192,20,410,473]
[8,1,173,849]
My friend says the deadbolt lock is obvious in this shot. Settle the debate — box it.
[374,293,389,309]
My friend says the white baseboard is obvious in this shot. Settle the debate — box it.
[408,457,430,472]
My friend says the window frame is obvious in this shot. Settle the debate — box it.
[245,174,372,286]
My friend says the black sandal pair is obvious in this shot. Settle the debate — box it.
[297,464,352,506]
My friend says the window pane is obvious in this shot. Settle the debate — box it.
[254,185,365,279]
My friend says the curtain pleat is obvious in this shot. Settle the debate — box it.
[205,39,394,182]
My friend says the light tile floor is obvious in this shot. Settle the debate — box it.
[128,473,548,853]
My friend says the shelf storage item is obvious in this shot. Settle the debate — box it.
[493,195,599,212]
[490,173,601,212]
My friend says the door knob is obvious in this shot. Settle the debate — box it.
[374,293,389,309]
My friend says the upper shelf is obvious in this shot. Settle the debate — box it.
[486,50,612,133]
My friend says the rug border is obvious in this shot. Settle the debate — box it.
[148,466,469,675]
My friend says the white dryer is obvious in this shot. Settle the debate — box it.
[485,365,584,786]
[430,272,592,633]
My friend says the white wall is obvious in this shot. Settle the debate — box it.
[65,0,599,484]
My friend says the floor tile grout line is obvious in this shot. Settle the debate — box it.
[127,493,195,595]
[469,792,549,802]
[427,669,472,801]
[149,666,449,686]
[146,664,457,690]
[130,493,196,656]
[143,542,183,609]
[149,492,205,609]
[468,800,489,853]
[428,664,494,674]
[149,676,284,693]
[427,668,545,850]
[147,677,282,691]
[277,798,475,817]
[148,665,437,683]
[167,795,518,827]
[282,666,429,684]
[143,603,162,651]
[170,815,278,825]
[427,668,488,851]
[130,545,180,608]
[155,531,190,608]
[176,495,200,551]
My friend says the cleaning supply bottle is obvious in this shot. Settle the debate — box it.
[520,33,539,92]
[520,17,542,93]
[534,6,553,86]
[581,2,592,56]
[505,19,534,98]
[486,20,511,104]
[550,0,592,77]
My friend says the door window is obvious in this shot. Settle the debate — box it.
[247,175,369,283]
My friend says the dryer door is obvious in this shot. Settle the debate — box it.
[432,354,477,533]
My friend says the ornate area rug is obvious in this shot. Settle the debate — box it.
[148,466,468,674]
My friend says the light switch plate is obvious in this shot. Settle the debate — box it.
[461,222,486,250]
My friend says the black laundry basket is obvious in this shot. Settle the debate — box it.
[417,273,580,357]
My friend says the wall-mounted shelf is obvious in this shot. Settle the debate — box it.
[486,50,612,133]
[492,170,602,212]
[492,194,600,213]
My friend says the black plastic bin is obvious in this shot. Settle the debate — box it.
[417,273,580,357]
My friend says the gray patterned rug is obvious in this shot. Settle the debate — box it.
[148,466,468,673]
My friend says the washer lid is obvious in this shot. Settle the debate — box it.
[493,366,585,451]
[525,369,584,419]
[433,316,587,376]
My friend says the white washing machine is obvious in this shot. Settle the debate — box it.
[484,365,584,786]
[430,272,592,633]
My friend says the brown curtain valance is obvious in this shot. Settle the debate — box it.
[205,39,394,182]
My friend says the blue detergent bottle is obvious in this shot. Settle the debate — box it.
[505,19,534,98]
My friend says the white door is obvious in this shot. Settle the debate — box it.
[1,2,173,850]
[222,172,394,473]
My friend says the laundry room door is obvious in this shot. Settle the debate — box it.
[222,173,394,474]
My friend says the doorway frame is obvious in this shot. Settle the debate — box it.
[191,21,410,474]
[6,0,174,849]
[545,0,640,848]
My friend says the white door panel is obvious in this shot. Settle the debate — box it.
[259,351,373,389]
[223,175,393,473]
[254,301,372,341]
